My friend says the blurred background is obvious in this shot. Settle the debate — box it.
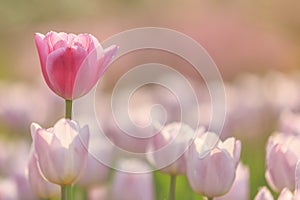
[0,0,300,199]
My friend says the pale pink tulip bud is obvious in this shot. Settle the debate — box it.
[214,162,250,200]
[31,118,89,185]
[254,187,274,200]
[34,31,118,100]
[111,159,155,200]
[187,132,241,197]
[27,150,60,198]
[278,188,293,200]
[147,122,194,175]
[265,133,300,191]
[77,138,113,188]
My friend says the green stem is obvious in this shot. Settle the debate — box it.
[61,185,67,200]
[67,185,73,200]
[82,189,87,200]
[65,100,73,119]
[207,197,214,200]
[169,175,176,200]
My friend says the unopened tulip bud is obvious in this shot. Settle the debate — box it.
[265,133,300,191]
[31,118,89,185]
[254,187,274,200]
[187,132,241,197]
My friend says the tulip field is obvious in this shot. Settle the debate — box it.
[1,1,300,200]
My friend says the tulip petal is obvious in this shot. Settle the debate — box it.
[73,45,118,98]
[96,45,118,76]
[254,187,274,200]
[46,46,88,99]
[52,119,79,148]
[35,129,60,184]
[278,188,293,200]
[27,151,60,198]
[30,122,42,141]
[266,144,297,191]
[35,33,56,92]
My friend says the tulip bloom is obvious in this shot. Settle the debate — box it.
[27,150,60,198]
[187,132,241,197]
[265,133,300,192]
[254,187,274,200]
[147,123,195,175]
[31,118,89,185]
[34,31,118,100]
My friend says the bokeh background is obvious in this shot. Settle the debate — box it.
[0,0,300,199]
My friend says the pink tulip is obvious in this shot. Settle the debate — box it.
[187,132,241,197]
[265,133,300,192]
[34,31,118,100]
[147,122,195,175]
[254,187,274,200]
[31,118,89,185]
[214,162,250,200]
[27,150,60,198]
[111,159,155,200]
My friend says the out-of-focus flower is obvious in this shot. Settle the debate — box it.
[254,187,274,200]
[147,122,194,175]
[77,137,113,188]
[27,150,60,198]
[187,132,241,197]
[0,179,18,200]
[0,139,30,176]
[111,159,155,200]
[31,118,89,185]
[100,89,157,153]
[214,162,250,200]
[278,110,300,135]
[265,133,300,192]
[0,82,53,131]
[263,72,300,113]
[88,185,109,200]
[14,173,39,200]
[34,31,118,100]
[222,74,270,139]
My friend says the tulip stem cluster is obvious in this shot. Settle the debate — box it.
[65,100,73,119]
[169,175,177,200]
